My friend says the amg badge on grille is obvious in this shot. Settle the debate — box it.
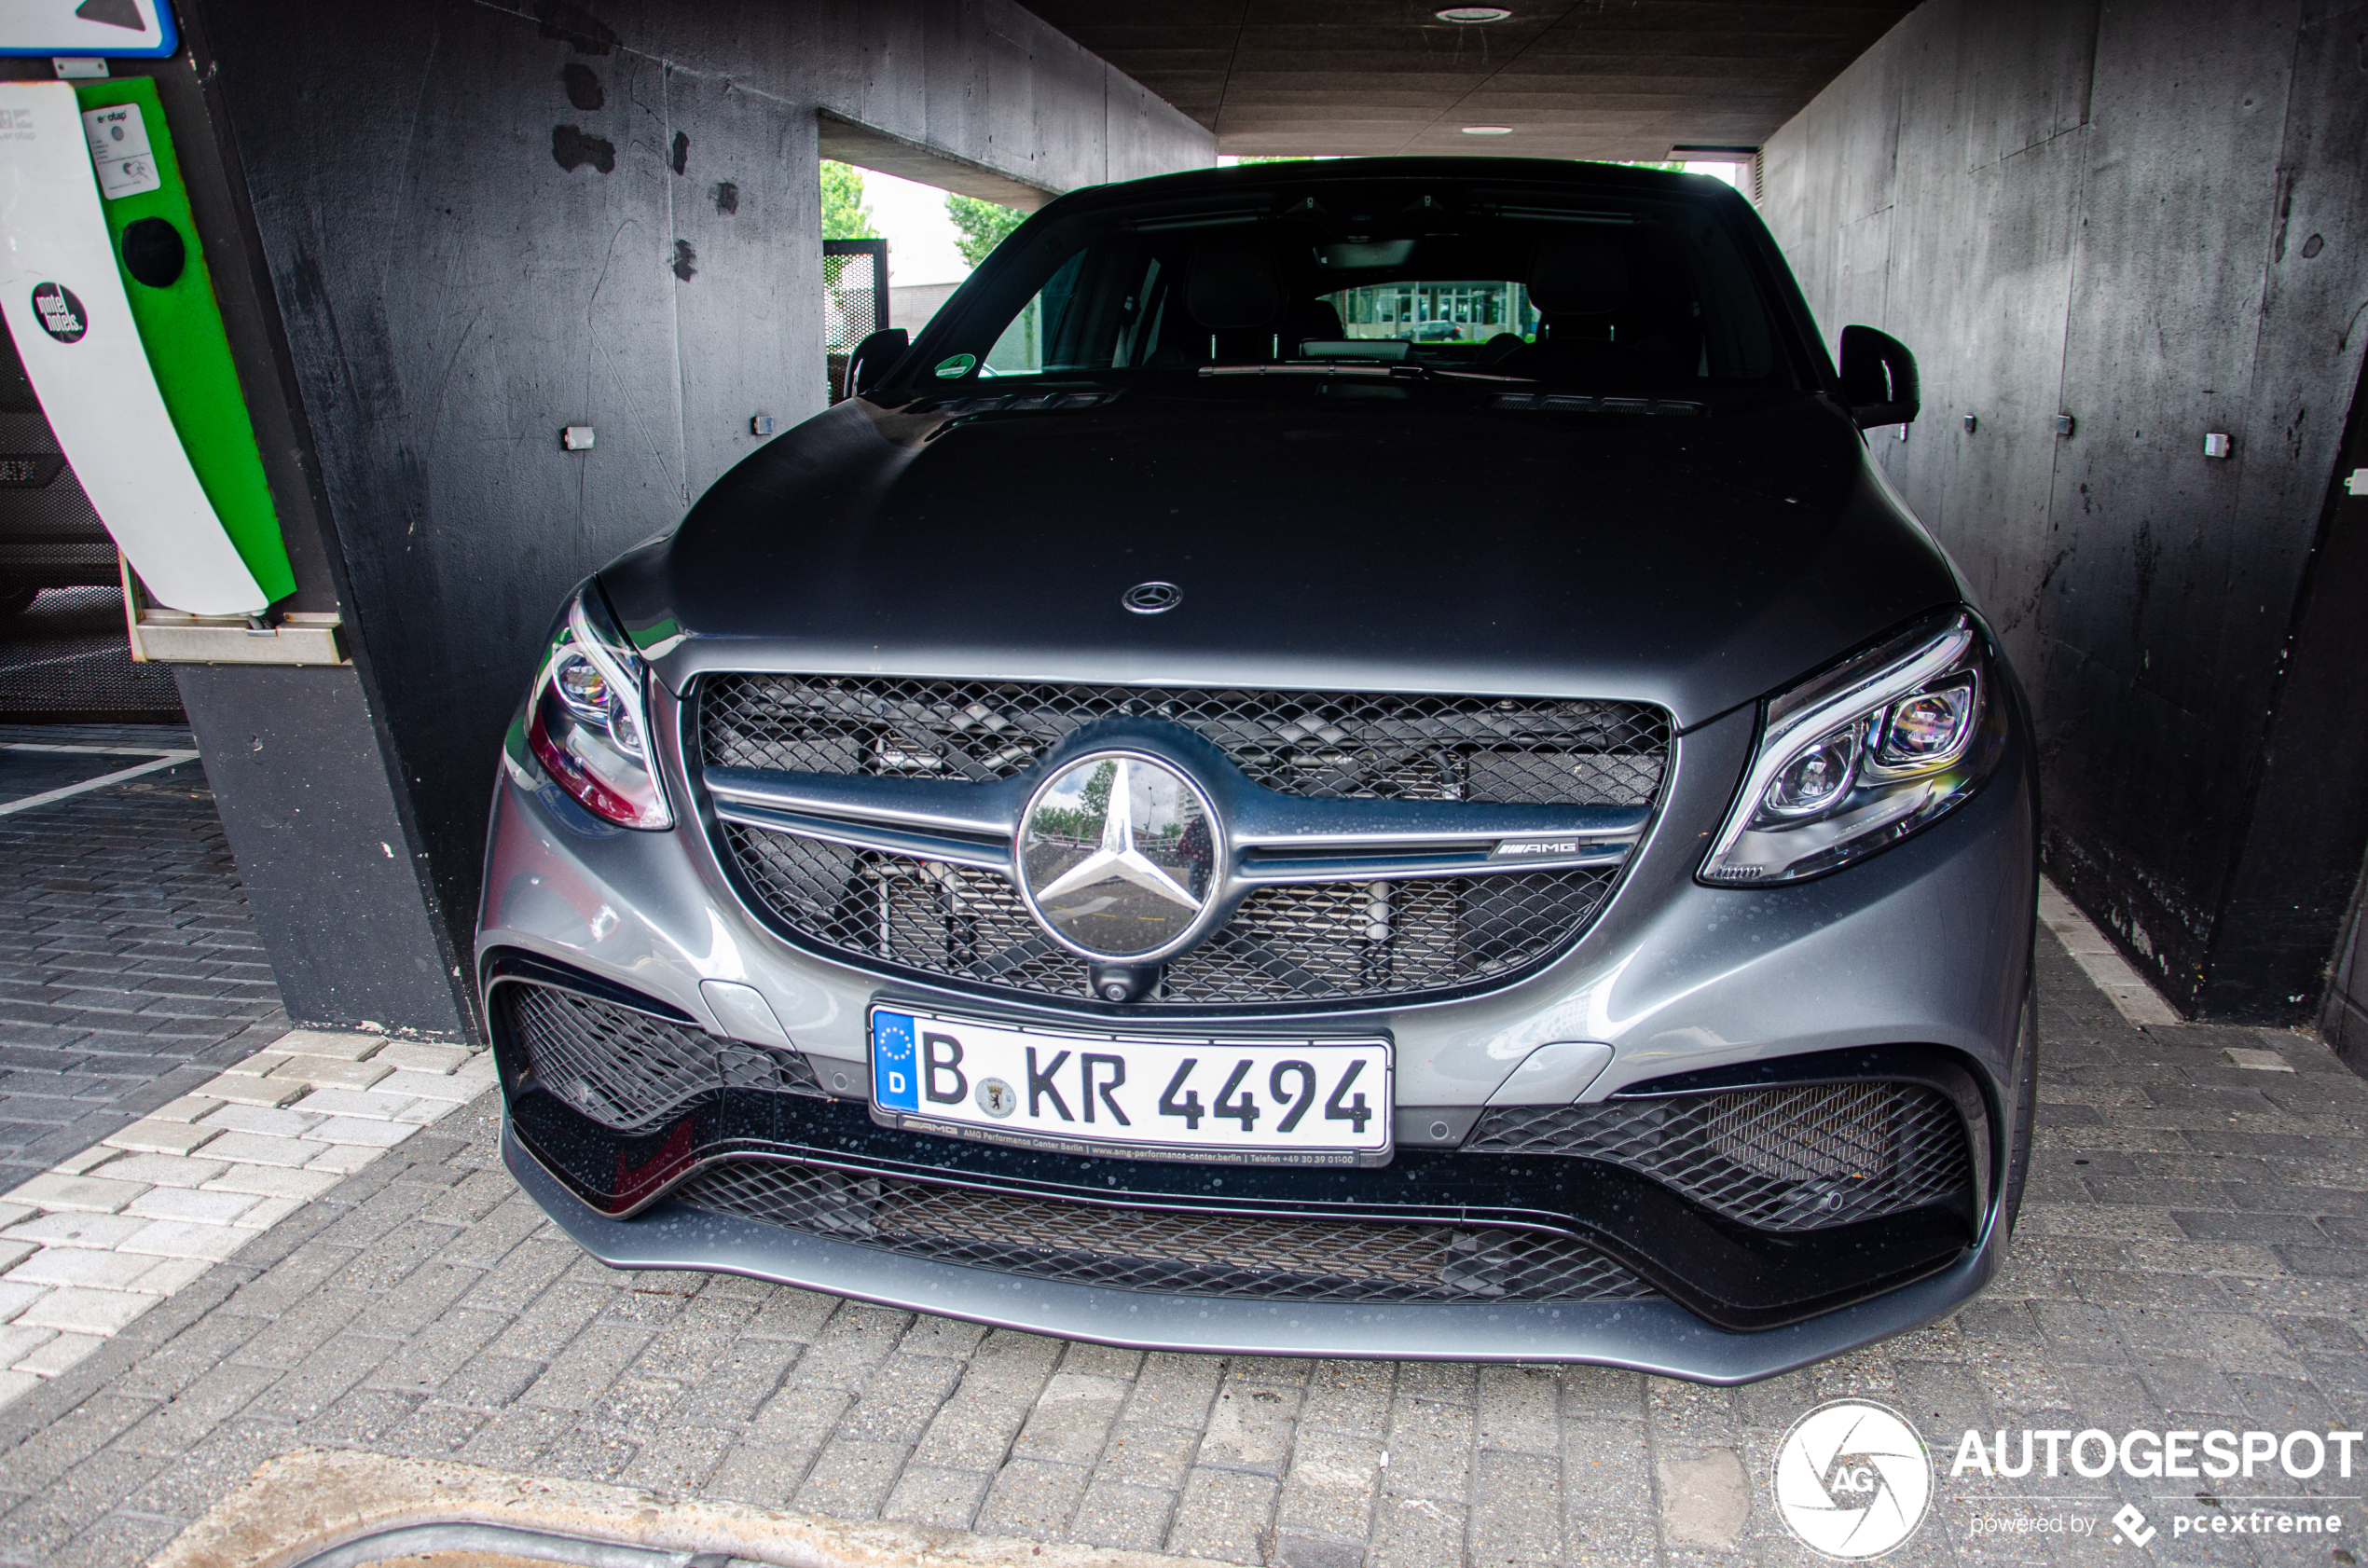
[1016,752,1220,961]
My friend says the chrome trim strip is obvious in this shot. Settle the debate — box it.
[706,766,1026,837]
[711,801,1013,874]
[1236,839,1636,883]
[705,763,1647,876]
[1224,803,1648,847]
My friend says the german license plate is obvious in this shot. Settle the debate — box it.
[868,1006,1393,1165]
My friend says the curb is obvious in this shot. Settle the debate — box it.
[2036,874,2182,1026]
[152,1447,1240,1568]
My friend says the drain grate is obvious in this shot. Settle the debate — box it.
[286,1521,760,1568]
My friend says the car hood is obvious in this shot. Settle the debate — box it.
[603,381,1963,729]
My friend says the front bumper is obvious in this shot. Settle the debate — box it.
[504,1113,2010,1384]
[479,689,2038,1381]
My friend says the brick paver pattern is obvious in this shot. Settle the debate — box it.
[0,725,286,1192]
[0,928,2357,1566]
[0,1027,496,1402]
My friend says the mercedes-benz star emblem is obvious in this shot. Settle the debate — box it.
[1017,752,1218,961]
[1122,581,1181,613]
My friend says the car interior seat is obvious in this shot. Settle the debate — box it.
[1476,331,1526,368]
[1618,227,1707,381]
[1504,230,1643,385]
[1186,236,1283,363]
[1284,298,1344,353]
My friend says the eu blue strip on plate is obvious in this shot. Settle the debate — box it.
[873,1011,917,1109]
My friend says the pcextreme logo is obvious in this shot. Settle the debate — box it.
[1773,1399,1934,1558]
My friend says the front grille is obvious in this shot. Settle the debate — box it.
[723,824,1619,1006]
[704,677,1667,1008]
[702,676,1668,806]
[677,1159,1657,1304]
[1467,1081,1973,1231]
[497,982,820,1133]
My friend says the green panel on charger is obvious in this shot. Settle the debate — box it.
[75,76,295,603]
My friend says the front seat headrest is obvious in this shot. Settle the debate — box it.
[1527,232,1631,315]
[1187,237,1282,329]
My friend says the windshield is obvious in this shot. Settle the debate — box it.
[920,175,1795,393]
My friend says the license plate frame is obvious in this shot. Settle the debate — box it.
[867,1004,1395,1167]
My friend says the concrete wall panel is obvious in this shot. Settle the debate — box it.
[1958,0,2098,168]
[667,71,823,488]
[180,0,1211,1026]
[1763,0,2368,1018]
[2038,1,2301,974]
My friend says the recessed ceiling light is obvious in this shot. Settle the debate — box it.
[1436,6,1513,20]
[1460,125,1515,135]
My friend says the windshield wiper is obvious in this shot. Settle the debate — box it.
[1198,361,1541,387]
[1200,360,1479,381]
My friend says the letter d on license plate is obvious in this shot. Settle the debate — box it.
[868,1006,1393,1166]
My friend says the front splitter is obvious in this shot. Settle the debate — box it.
[504,1121,2000,1385]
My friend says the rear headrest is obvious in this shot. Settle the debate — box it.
[1527,232,1631,315]
[1288,299,1345,341]
[1187,237,1281,329]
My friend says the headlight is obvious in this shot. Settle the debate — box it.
[1700,609,2004,886]
[523,584,672,830]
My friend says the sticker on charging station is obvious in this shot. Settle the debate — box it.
[31,282,86,342]
[874,1010,920,1109]
[80,102,157,199]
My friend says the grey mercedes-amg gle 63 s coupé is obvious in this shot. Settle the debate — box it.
[479,158,2036,1383]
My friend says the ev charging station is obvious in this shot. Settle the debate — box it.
[0,78,294,615]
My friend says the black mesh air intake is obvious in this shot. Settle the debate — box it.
[1467,1081,1973,1231]
[495,981,820,1134]
[702,676,1669,806]
[676,1159,1657,1304]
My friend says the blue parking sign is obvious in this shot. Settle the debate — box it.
[873,1011,917,1109]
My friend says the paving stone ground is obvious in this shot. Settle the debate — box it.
[0,725,285,1191]
[0,926,2359,1566]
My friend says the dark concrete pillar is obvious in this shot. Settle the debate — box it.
[106,0,1211,1039]
[174,666,471,1033]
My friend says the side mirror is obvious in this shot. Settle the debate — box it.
[1838,324,1919,430]
[847,328,909,399]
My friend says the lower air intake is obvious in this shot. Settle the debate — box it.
[1466,1080,1973,1231]
[675,1160,1657,1304]
[495,981,820,1134]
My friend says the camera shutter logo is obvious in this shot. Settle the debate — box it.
[1772,1399,1933,1558]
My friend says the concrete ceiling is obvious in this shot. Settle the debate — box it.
[1011,2,1917,162]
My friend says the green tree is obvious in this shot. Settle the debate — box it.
[946,193,1026,268]
[821,160,879,241]
[1081,760,1116,823]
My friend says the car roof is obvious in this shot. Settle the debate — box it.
[1044,155,1739,215]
